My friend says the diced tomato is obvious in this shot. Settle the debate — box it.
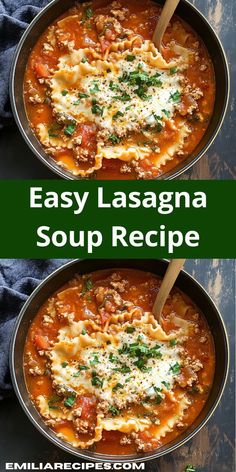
[34,334,50,350]
[75,395,97,422]
[77,123,97,151]
[100,39,110,54]
[100,310,111,326]
[34,62,50,79]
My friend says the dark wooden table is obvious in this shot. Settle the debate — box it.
[0,0,235,471]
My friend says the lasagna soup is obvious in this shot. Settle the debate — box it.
[24,269,215,454]
[24,0,215,179]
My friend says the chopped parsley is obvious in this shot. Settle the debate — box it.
[162,109,170,118]
[109,134,121,144]
[82,278,93,295]
[170,338,177,346]
[126,55,136,62]
[118,341,162,371]
[48,395,60,410]
[64,396,76,408]
[78,92,89,99]
[48,123,61,138]
[109,405,120,416]
[170,362,181,375]
[170,67,177,75]
[109,353,119,363]
[109,81,121,91]
[78,364,89,371]
[61,90,68,96]
[90,81,100,94]
[91,371,103,388]
[155,393,163,404]
[61,362,68,368]
[161,381,170,390]
[85,7,93,19]
[90,354,100,366]
[112,383,124,392]
[91,100,104,116]
[156,122,163,132]
[73,372,80,377]
[126,326,136,333]
[113,365,131,374]
[114,92,131,102]
[170,90,181,102]
[81,328,87,335]
[81,57,88,63]
[64,123,77,136]
[113,111,124,120]
[73,100,81,106]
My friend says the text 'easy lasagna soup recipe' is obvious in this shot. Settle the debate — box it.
[24,269,215,454]
[24,0,215,179]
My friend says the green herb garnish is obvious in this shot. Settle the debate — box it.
[78,364,89,371]
[81,328,87,335]
[161,381,170,390]
[170,90,181,102]
[162,109,170,118]
[109,405,120,416]
[170,362,181,375]
[48,395,60,410]
[85,7,93,19]
[48,123,61,138]
[91,100,104,116]
[109,353,119,363]
[113,111,124,120]
[90,354,100,366]
[78,92,89,99]
[126,326,136,334]
[112,383,124,392]
[184,466,197,472]
[109,134,121,144]
[90,81,100,94]
[61,362,68,368]
[61,90,68,96]
[64,123,77,136]
[170,67,177,75]
[91,371,103,388]
[126,55,136,62]
[64,396,76,408]
[170,338,177,346]
[82,278,93,295]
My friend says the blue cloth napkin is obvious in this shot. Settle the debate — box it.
[0,259,69,400]
[0,0,49,128]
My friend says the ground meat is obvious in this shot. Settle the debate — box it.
[110,279,128,293]
[111,8,128,21]
[120,436,132,445]
[73,417,92,434]
[29,365,44,376]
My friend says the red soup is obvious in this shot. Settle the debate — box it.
[24,0,215,179]
[24,269,215,454]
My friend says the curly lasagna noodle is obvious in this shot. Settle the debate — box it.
[24,0,215,179]
[24,269,215,454]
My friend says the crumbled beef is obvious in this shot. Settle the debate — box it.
[120,436,132,445]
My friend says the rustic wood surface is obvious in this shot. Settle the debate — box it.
[0,259,235,472]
